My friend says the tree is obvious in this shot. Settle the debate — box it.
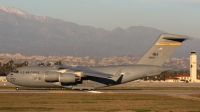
[55,61,63,65]
[46,62,52,66]
[38,63,45,66]
[0,60,29,75]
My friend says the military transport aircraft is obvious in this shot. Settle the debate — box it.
[6,34,188,90]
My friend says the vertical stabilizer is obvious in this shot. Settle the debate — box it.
[137,34,188,66]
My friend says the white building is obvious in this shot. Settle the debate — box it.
[166,51,200,83]
[190,51,199,82]
[0,76,7,82]
[165,74,190,82]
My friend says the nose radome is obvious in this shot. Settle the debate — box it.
[6,73,11,82]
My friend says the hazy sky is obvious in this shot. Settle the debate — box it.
[1,0,200,38]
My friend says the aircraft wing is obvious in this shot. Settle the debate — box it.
[58,66,113,78]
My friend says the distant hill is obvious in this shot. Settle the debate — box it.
[0,5,199,57]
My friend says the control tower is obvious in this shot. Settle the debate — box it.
[190,51,197,82]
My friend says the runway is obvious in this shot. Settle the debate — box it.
[1,81,200,95]
[1,89,200,95]
[2,81,200,87]
[1,82,200,101]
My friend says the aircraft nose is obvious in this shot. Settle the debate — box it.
[6,73,11,82]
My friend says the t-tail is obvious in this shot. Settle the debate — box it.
[137,33,188,66]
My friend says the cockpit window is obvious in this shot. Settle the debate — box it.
[12,69,19,73]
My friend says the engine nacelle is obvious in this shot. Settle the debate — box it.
[45,72,79,83]
[59,73,77,83]
[45,72,59,82]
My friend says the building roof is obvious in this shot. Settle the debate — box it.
[165,74,190,80]
[176,74,190,77]
[165,77,178,80]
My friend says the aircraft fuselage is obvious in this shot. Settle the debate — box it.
[6,65,168,90]
[6,33,188,90]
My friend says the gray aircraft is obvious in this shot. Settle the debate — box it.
[6,34,188,90]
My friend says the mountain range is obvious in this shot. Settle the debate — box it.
[0,5,199,57]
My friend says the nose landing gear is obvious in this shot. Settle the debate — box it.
[15,86,19,91]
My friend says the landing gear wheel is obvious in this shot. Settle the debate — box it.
[16,87,19,91]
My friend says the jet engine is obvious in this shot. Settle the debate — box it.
[45,72,59,82]
[60,73,78,83]
[45,72,79,83]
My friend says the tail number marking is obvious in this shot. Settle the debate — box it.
[149,52,158,59]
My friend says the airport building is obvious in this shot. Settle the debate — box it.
[0,76,7,82]
[165,74,190,82]
[190,51,200,82]
[166,51,200,83]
